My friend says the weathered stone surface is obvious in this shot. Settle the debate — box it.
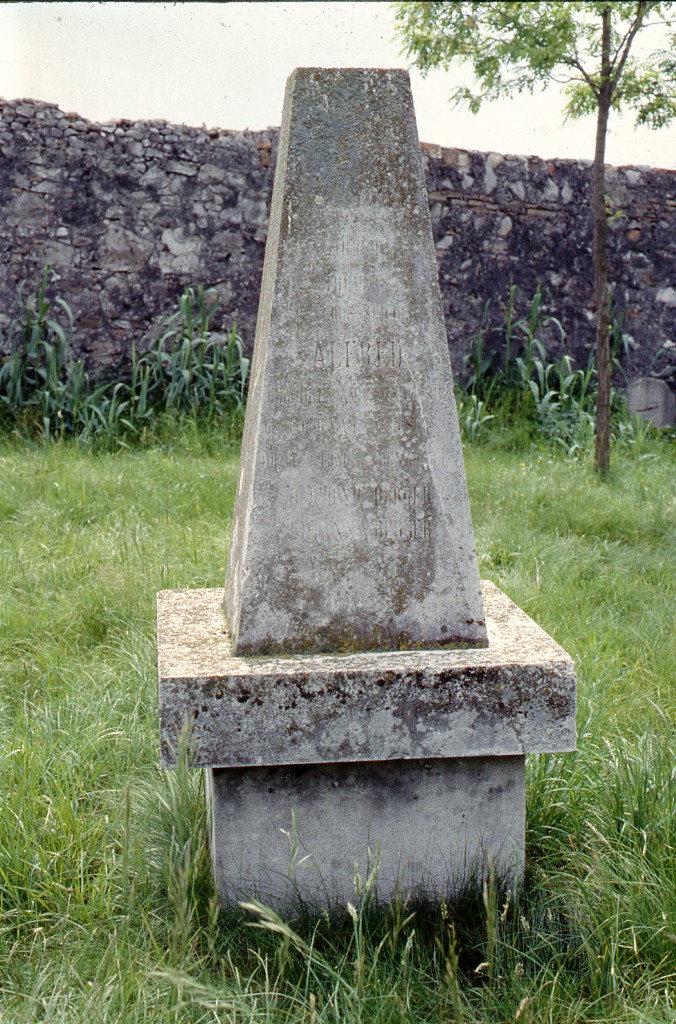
[224,68,486,656]
[209,755,524,909]
[0,97,673,386]
[158,582,576,768]
[626,377,675,427]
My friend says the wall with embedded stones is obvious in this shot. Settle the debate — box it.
[0,99,274,375]
[423,142,675,387]
[0,98,673,385]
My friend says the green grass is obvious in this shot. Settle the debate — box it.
[0,426,673,1022]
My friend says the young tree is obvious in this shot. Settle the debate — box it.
[393,1,675,471]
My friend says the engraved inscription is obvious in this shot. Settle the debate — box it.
[273,476,435,547]
[327,304,399,324]
[325,270,365,295]
[297,210,408,375]
[312,337,402,370]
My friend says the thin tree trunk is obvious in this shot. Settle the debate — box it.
[593,11,612,473]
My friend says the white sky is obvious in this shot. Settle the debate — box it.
[0,1,674,167]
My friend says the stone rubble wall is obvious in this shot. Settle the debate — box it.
[0,99,274,375]
[422,143,675,386]
[0,98,673,385]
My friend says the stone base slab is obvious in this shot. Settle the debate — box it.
[208,754,525,910]
[158,581,575,768]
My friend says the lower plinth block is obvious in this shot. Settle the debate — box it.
[208,754,525,910]
[157,581,574,909]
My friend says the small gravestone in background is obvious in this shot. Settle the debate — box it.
[157,68,576,909]
[626,377,675,428]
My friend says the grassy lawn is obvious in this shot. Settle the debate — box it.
[0,427,673,1022]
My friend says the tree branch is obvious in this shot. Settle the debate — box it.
[561,55,599,96]
[610,1,652,92]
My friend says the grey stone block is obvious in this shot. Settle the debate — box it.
[157,581,576,769]
[208,755,525,910]
[626,377,675,427]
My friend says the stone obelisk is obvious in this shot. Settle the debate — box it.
[157,69,576,910]
[224,67,487,656]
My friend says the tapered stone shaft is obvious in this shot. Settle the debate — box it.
[225,68,487,655]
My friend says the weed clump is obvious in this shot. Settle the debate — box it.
[456,284,654,455]
[0,269,249,444]
[2,272,669,460]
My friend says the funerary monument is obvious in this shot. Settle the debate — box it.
[157,68,576,908]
